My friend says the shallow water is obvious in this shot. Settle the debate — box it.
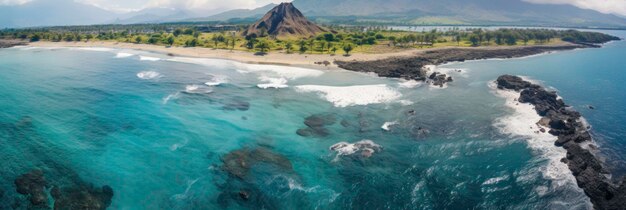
[1,31,624,209]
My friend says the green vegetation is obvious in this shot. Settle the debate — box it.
[0,24,619,55]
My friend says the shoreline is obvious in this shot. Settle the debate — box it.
[23,41,584,71]
[334,43,586,84]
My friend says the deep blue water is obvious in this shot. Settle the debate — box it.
[0,30,624,209]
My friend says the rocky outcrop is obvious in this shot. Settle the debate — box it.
[243,3,326,38]
[496,75,626,210]
[335,45,583,82]
[0,39,26,48]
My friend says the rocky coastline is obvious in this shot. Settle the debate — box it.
[496,75,626,210]
[335,44,586,86]
[0,39,27,48]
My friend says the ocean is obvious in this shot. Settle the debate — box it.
[0,30,624,209]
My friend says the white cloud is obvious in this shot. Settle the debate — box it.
[524,0,626,16]
[77,0,289,12]
[0,0,32,5]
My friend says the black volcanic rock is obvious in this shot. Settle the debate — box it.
[496,75,626,210]
[243,2,326,38]
[335,45,583,81]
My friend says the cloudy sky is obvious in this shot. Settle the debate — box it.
[1,0,626,16]
[523,0,626,17]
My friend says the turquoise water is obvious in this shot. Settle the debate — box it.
[0,31,624,209]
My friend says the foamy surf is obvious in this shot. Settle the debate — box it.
[204,75,229,86]
[489,80,590,207]
[398,79,423,88]
[330,139,382,161]
[115,52,135,58]
[184,85,212,94]
[140,56,161,61]
[257,77,288,89]
[294,84,402,107]
[136,71,163,80]
[235,63,324,79]
[381,121,399,131]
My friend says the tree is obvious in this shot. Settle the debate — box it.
[469,34,480,46]
[184,39,198,47]
[183,28,194,35]
[343,44,354,55]
[323,33,335,42]
[298,40,307,53]
[455,35,461,46]
[485,32,493,44]
[193,31,200,38]
[29,34,41,42]
[331,47,337,55]
[246,38,257,49]
[166,36,174,46]
[505,35,517,45]
[285,42,293,54]
[173,28,183,37]
[135,36,142,44]
[256,40,270,53]
[308,39,315,54]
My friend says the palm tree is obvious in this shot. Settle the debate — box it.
[343,44,354,56]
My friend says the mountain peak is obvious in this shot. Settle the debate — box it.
[243,2,326,38]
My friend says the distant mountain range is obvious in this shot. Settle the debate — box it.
[1,0,625,28]
[0,0,204,28]
[200,0,626,28]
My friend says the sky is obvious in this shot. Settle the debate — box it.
[1,0,625,16]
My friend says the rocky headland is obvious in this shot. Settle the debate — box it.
[496,75,626,210]
[335,44,587,86]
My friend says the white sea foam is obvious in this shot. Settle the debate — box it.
[489,81,583,195]
[162,92,180,104]
[136,71,163,80]
[398,79,423,88]
[184,84,213,94]
[294,84,402,107]
[381,121,398,131]
[72,47,115,52]
[235,63,324,79]
[139,56,161,61]
[329,140,382,161]
[482,174,510,185]
[115,52,135,58]
[172,177,201,200]
[257,77,288,89]
[204,74,229,86]
[170,137,189,151]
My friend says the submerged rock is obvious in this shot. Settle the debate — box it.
[52,184,114,210]
[304,114,336,127]
[297,113,336,137]
[14,169,114,210]
[496,75,626,209]
[14,169,48,207]
[221,147,293,179]
[222,98,251,111]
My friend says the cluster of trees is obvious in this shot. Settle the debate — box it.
[1,24,618,55]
